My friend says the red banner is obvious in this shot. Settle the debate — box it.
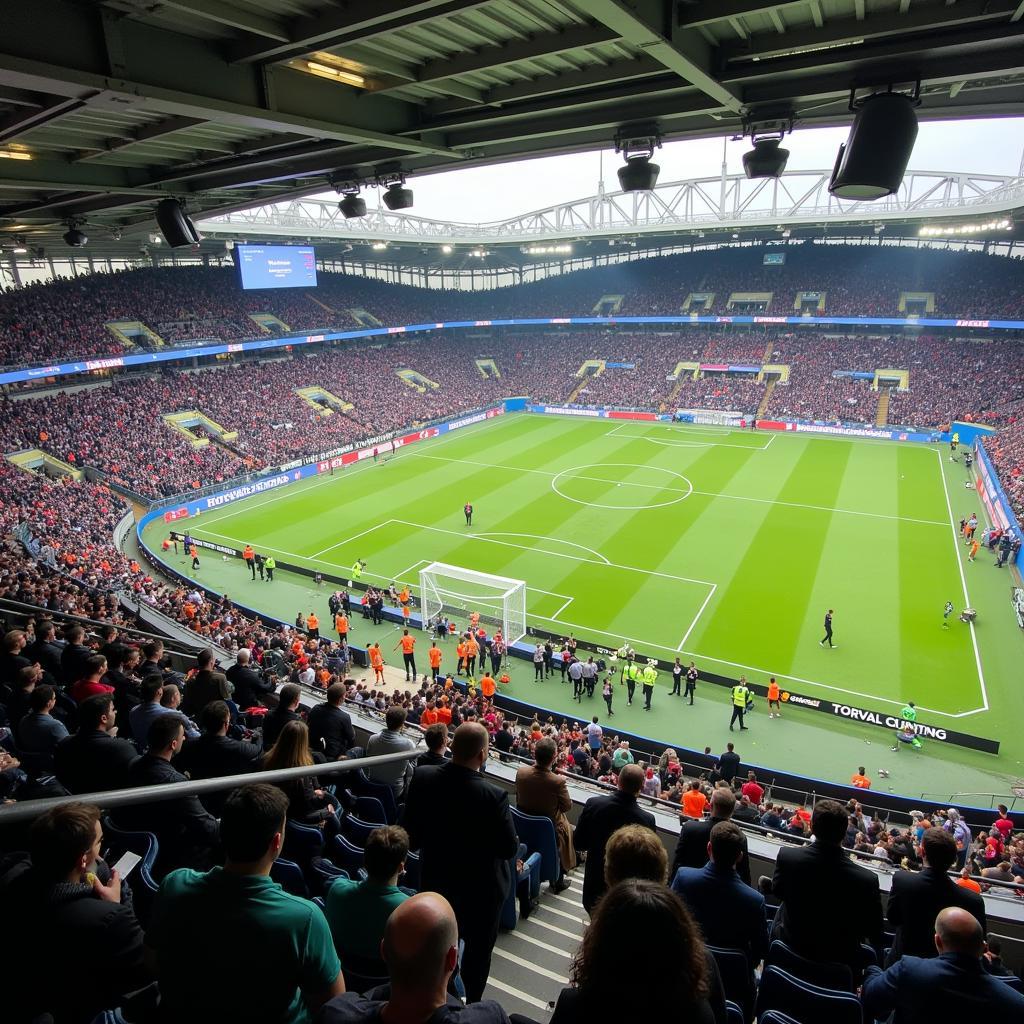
[606,410,658,421]
[163,507,189,523]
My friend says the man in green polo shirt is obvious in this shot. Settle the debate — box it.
[324,824,410,976]
[146,784,343,1023]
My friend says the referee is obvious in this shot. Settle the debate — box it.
[819,608,836,649]
[729,677,750,731]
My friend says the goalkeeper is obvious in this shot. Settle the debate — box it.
[350,559,366,584]
[891,701,922,752]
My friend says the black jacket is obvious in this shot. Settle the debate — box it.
[119,754,219,871]
[26,637,63,682]
[771,841,884,967]
[573,789,657,912]
[673,814,752,887]
[181,668,230,717]
[225,662,275,710]
[263,705,302,749]
[306,702,355,760]
[886,866,987,964]
[402,761,518,920]
[717,750,741,783]
[60,643,94,686]
[175,732,262,814]
[53,728,138,795]
[0,649,31,687]
[0,855,152,1024]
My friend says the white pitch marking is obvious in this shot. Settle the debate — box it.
[935,447,989,711]
[473,531,611,565]
[551,463,693,510]
[310,519,398,559]
[677,582,717,650]
[550,596,575,620]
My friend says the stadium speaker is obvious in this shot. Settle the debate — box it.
[339,193,367,218]
[62,227,88,247]
[742,138,789,179]
[828,92,919,201]
[155,198,201,247]
[617,155,660,192]
[382,183,413,210]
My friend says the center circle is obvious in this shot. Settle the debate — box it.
[551,463,693,510]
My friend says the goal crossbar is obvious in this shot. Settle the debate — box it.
[418,561,527,647]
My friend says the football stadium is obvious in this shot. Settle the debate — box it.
[3,0,1024,1015]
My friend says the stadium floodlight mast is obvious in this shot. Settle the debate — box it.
[419,562,527,647]
[614,128,662,192]
[828,84,920,201]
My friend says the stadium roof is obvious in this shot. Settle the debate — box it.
[1,0,1024,257]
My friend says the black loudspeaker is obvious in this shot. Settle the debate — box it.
[155,198,201,247]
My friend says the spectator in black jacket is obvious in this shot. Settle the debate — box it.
[17,684,69,773]
[306,682,355,760]
[0,628,31,686]
[120,714,219,872]
[263,682,303,749]
[416,723,450,767]
[226,647,275,710]
[181,648,230,717]
[26,619,63,682]
[0,801,154,1024]
[105,643,143,726]
[886,827,987,964]
[54,693,137,795]
[573,764,657,913]
[673,788,752,886]
[717,742,740,784]
[60,624,93,686]
[175,700,262,814]
[5,662,41,731]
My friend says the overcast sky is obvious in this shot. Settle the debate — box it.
[333,118,1024,224]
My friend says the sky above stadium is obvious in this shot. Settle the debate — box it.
[331,117,1024,224]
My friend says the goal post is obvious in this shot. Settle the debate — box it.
[418,562,527,646]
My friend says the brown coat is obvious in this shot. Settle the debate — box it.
[515,764,577,871]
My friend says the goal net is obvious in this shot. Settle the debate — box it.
[419,562,527,646]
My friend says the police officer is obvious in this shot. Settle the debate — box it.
[625,661,638,706]
[642,663,657,711]
[264,555,276,582]
[730,677,750,731]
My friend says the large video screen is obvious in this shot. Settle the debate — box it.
[234,244,317,289]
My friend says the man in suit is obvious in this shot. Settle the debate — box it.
[60,624,94,687]
[717,742,740,784]
[54,693,137,795]
[26,620,63,684]
[402,722,518,1003]
[673,788,752,886]
[573,763,656,913]
[862,907,1024,1021]
[416,723,451,768]
[306,682,355,760]
[672,821,768,1014]
[181,648,230,718]
[515,737,575,889]
[225,648,276,711]
[175,700,262,814]
[886,827,986,964]
[771,798,884,971]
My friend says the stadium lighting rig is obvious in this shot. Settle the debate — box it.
[919,219,1012,237]
[614,129,662,191]
[522,244,573,255]
[738,118,792,179]
[378,169,413,211]
[829,84,920,201]
[62,219,88,247]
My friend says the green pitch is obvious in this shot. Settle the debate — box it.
[144,413,1024,799]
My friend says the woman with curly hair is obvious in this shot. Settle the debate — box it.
[549,879,726,1023]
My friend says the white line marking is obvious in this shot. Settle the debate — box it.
[935,447,989,711]
[310,519,398,559]
[485,977,551,1010]
[502,930,572,959]
[551,596,575,620]
[411,452,945,526]
[491,947,568,983]
[551,463,693,510]
[677,583,716,650]
[613,429,775,451]
[473,531,611,565]
[392,558,430,583]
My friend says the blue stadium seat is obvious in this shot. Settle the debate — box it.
[510,807,560,886]
[725,1000,744,1024]
[101,819,159,928]
[310,858,349,897]
[766,940,854,992]
[329,834,368,879]
[341,814,379,848]
[757,1013,802,1024]
[995,975,1023,993]
[353,769,398,823]
[501,842,542,930]
[313,896,325,910]
[353,796,388,824]
[706,945,754,1021]
[755,966,861,1024]
[285,819,324,871]
[270,858,309,898]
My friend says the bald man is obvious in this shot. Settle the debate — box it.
[862,907,1024,1022]
[401,723,518,1003]
[316,893,509,1023]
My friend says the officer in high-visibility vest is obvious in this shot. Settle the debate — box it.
[641,663,657,711]
[730,677,750,731]
[264,556,276,582]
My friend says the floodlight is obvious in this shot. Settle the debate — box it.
[383,183,413,210]
[742,138,789,179]
[615,130,662,192]
[63,226,87,247]
[338,191,366,218]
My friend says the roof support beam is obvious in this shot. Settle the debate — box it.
[372,24,620,93]
[0,95,85,144]
[72,115,205,162]
[155,0,290,41]
[585,0,744,113]
[227,1,494,65]
[678,1,806,30]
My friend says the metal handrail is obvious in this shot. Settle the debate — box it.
[0,749,421,825]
